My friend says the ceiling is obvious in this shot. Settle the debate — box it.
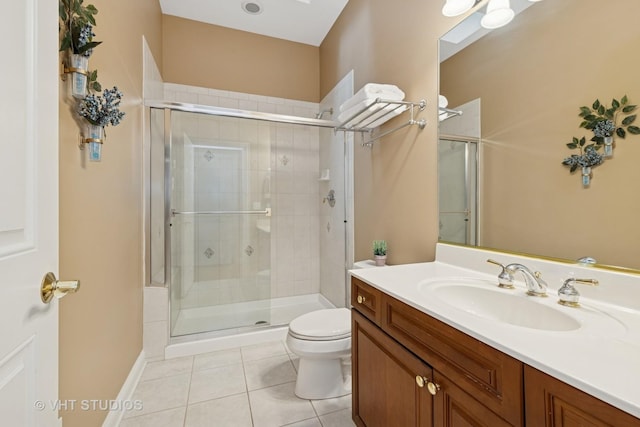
[159,0,349,47]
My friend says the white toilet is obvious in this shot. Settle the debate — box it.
[286,307,352,400]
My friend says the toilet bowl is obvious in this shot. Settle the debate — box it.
[286,307,351,400]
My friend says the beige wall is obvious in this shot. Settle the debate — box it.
[320,0,462,264]
[58,0,162,425]
[162,15,320,102]
[441,0,640,269]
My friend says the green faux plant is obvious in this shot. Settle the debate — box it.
[579,96,640,143]
[563,96,640,183]
[373,240,387,256]
[59,0,102,93]
[562,137,604,172]
[59,0,101,56]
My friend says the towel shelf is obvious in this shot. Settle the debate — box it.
[438,106,463,121]
[335,98,427,147]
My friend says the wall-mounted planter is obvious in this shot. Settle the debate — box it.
[68,54,88,98]
[84,123,103,162]
[581,166,591,187]
[603,136,613,157]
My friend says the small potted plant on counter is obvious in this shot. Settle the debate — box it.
[373,240,387,266]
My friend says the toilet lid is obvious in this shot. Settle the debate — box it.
[289,308,351,340]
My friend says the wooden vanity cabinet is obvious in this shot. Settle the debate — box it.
[351,277,640,427]
[524,365,640,427]
[351,278,522,426]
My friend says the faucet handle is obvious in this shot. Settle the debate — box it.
[486,259,515,289]
[558,277,599,307]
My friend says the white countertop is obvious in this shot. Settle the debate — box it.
[350,245,640,419]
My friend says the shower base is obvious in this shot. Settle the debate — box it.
[166,293,334,358]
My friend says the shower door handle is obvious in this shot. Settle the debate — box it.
[171,208,271,217]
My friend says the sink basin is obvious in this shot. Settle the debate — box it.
[418,278,581,332]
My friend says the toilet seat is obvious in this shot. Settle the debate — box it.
[288,308,351,341]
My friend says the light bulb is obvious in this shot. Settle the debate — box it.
[442,0,476,17]
[481,0,515,29]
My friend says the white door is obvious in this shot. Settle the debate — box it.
[0,0,62,426]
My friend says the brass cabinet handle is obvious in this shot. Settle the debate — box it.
[416,376,441,395]
[427,381,441,396]
[41,272,80,304]
[357,295,366,304]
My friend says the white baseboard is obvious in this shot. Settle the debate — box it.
[101,350,146,427]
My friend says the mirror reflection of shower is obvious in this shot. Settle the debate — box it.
[438,98,481,246]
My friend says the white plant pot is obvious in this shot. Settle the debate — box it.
[374,255,387,266]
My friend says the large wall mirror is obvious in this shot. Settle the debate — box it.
[438,0,640,271]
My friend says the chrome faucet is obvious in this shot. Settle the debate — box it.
[487,259,548,297]
[486,259,515,289]
[557,277,599,307]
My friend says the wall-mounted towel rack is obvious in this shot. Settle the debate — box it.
[335,98,427,147]
[438,106,463,121]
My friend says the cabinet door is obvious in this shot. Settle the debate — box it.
[381,293,523,425]
[352,310,434,427]
[432,370,513,427]
[525,365,640,427]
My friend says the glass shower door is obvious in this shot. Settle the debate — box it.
[438,138,478,245]
[169,111,272,336]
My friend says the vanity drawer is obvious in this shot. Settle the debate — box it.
[381,293,524,426]
[351,278,382,324]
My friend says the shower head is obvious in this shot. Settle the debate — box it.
[315,108,334,119]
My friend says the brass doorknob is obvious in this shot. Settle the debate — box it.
[415,375,426,388]
[41,272,80,304]
[357,295,366,304]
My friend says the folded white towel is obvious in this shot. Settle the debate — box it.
[339,83,405,113]
[439,95,449,108]
[338,100,407,128]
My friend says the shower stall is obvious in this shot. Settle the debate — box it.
[148,101,351,340]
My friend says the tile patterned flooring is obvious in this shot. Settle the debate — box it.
[119,341,355,427]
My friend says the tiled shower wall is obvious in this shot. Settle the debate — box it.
[164,83,322,308]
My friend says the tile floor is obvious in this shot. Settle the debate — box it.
[119,341,355,427]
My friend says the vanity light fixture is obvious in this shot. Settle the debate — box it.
[480,0,515,29]
[442,0,540,28]
[441,0,479,17]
